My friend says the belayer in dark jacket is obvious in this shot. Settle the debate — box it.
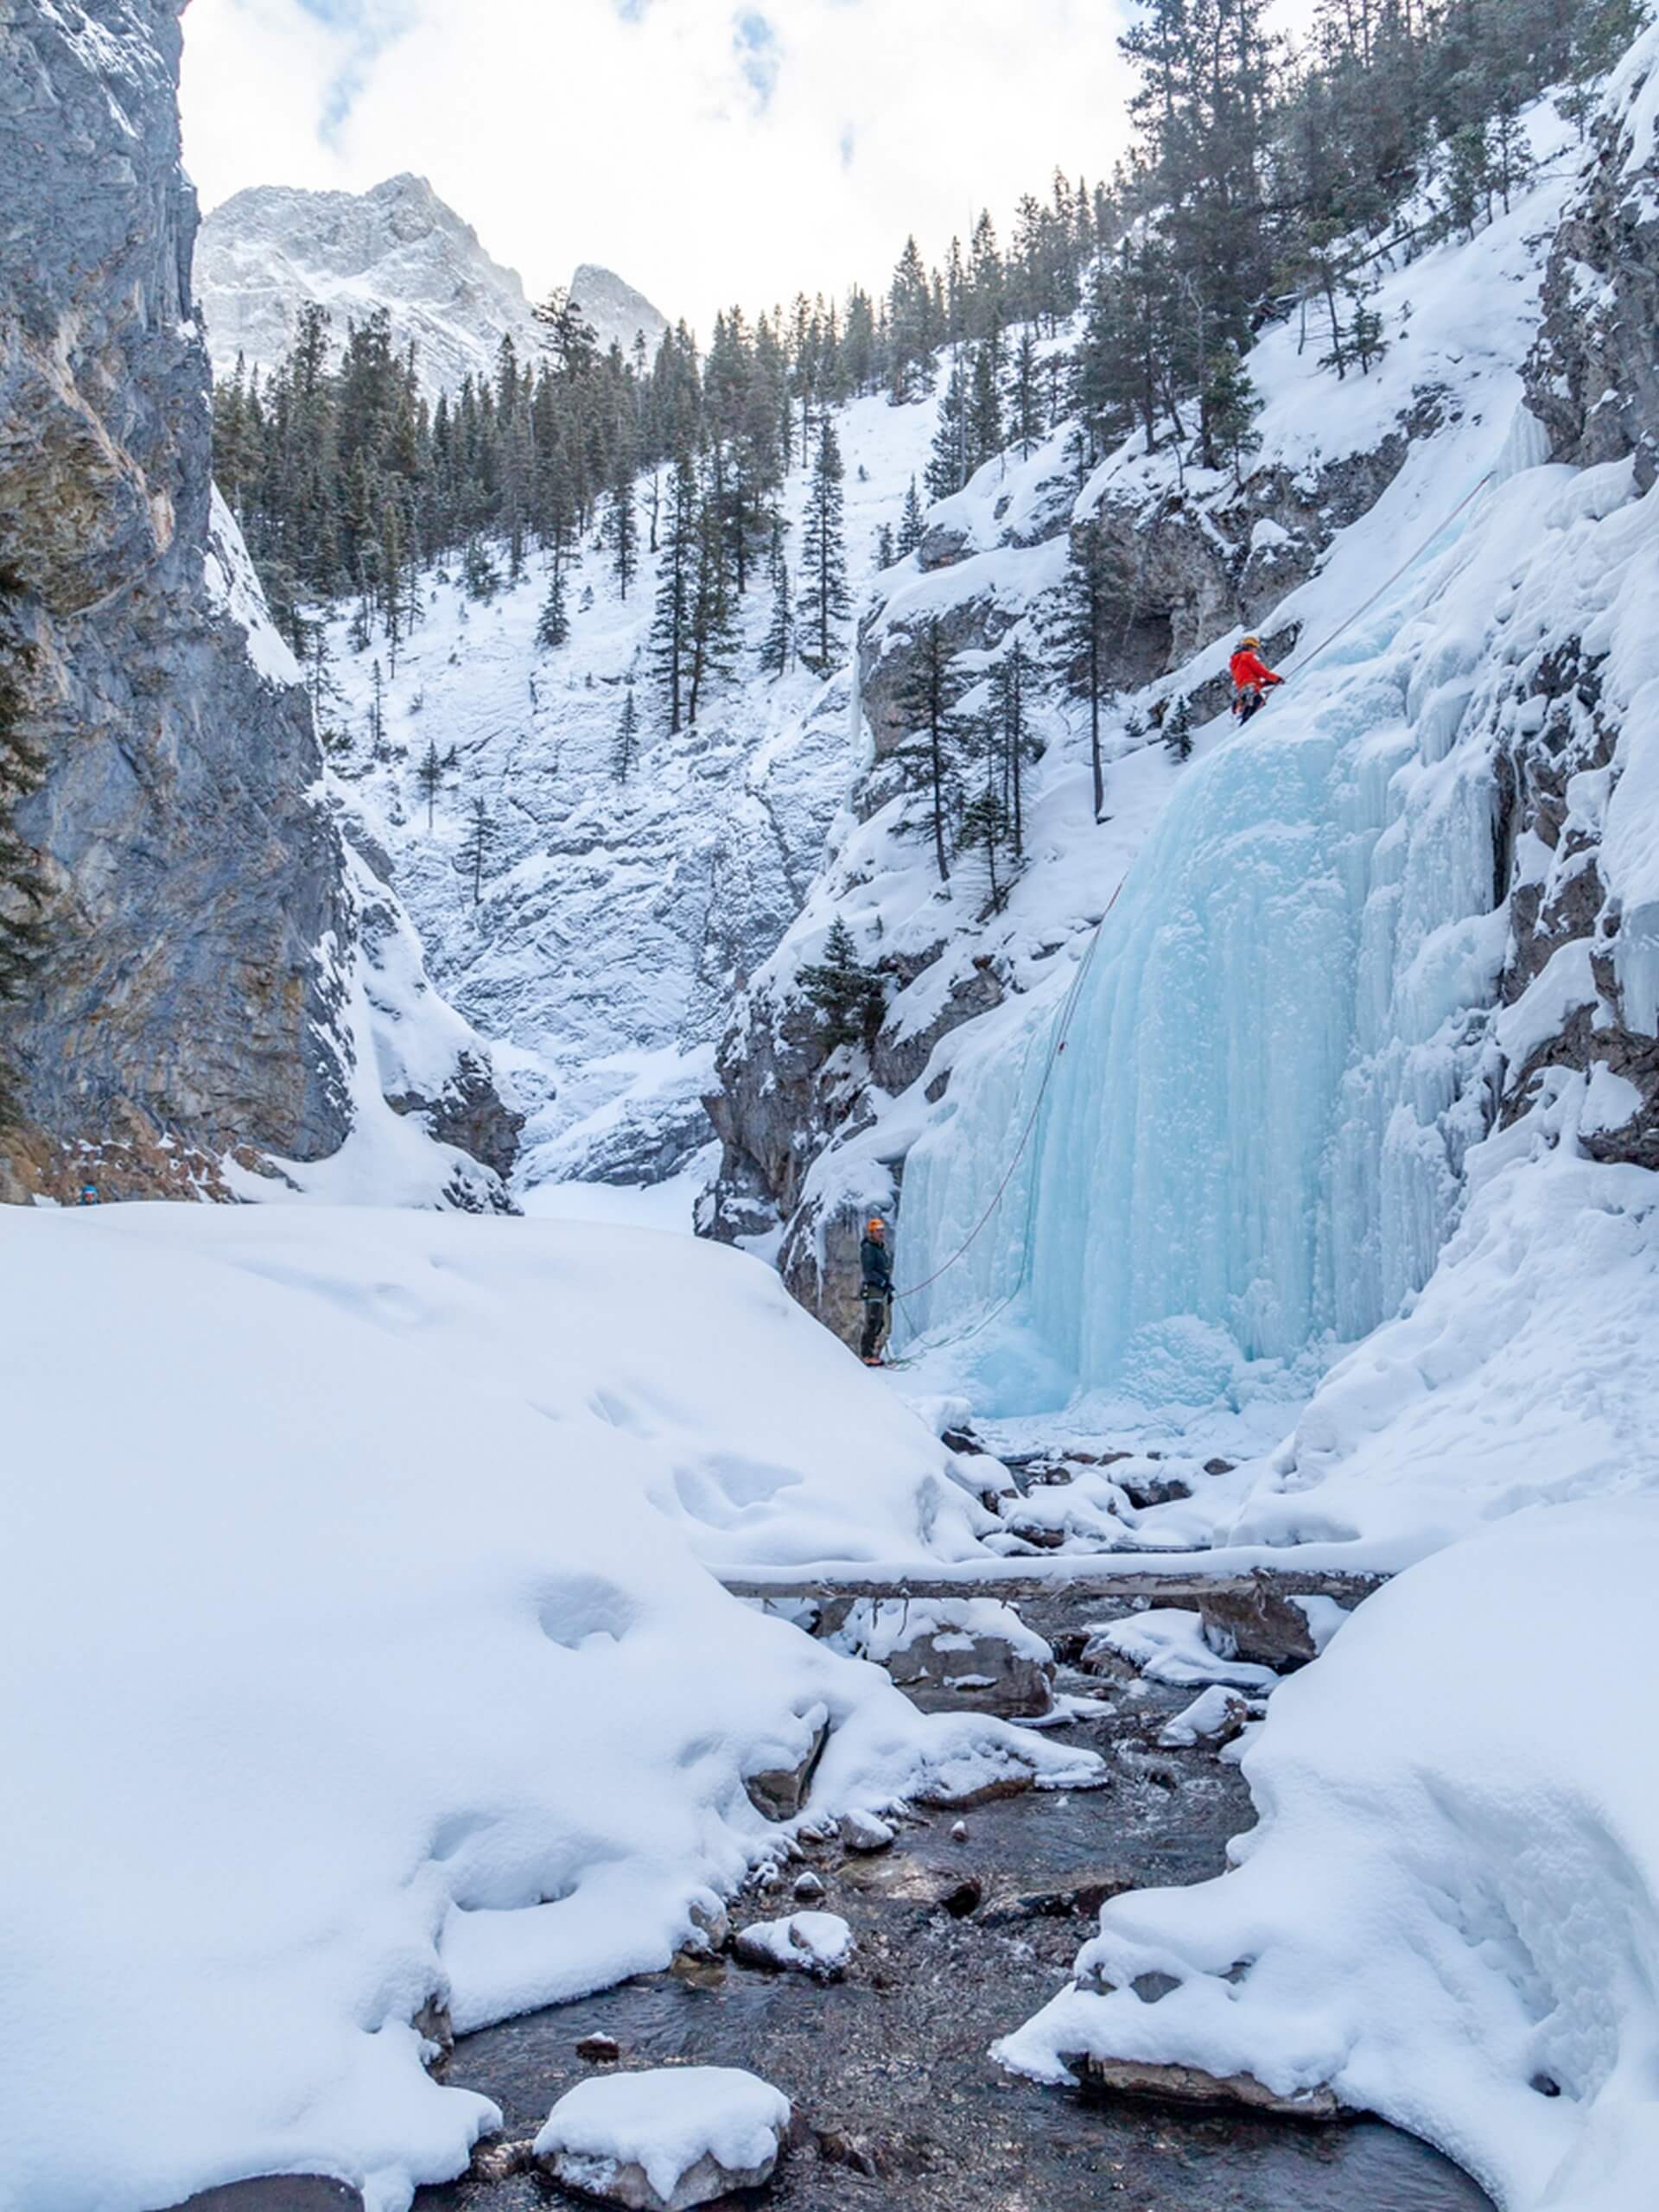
[859,1217,893,1365]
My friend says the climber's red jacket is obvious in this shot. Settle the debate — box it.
[1230,647,1283,694]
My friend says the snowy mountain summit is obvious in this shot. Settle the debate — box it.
[197,173,543,403]
[570,263,670,359]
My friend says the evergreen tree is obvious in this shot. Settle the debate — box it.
[958,785,1016,913]
[894,617,967,884]
[897,476,927,559]
[537,560,569,650]
[613,677,641,781]
[416,735,448,829]
[1051,520,1122,823]
[687,484,740,725]
[798,420,850,674]
[925,358,969,499]
[603,448,639,598]
[761,521,793,677]
[984,639,1041,857]
[650,454,699,732]
[798,917,886,1051]
[1203,346,1263,480]
[1009,328,1045,459]
[1165,693,1195,761]
[874,521,896,569]
[457,794,497,905]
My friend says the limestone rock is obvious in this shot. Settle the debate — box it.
[1069,2050,1340,2121]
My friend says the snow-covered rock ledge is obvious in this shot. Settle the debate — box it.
[996,1499,1659,2211]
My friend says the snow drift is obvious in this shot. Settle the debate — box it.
[0,1204,1091,2212]
[998,1498,1659,2212]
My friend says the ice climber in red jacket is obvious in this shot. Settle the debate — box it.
[1230,636,1284,724]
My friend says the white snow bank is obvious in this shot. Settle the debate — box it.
[1223,1091,1659,1560]
[0,1205,1094,2212]
[999,1497,1659,2212]
[533,2068,791,2209]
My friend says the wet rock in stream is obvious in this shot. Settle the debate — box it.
[417,1588,1494,2212]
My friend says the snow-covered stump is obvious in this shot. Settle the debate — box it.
[533,2068,791,2211]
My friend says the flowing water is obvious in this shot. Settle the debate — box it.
[417,1596,1494,2212]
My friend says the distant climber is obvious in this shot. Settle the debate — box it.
[859,1217,893,1366]
[1230,636,1284,724]
[77,1182,99,1206]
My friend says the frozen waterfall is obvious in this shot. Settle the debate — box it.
[899,454,1557,1413]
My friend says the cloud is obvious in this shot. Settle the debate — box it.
[733,10,781,111]
[181,0,1324,335]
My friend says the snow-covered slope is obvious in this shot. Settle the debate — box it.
[570,262,670,360]
[197,175,543,403]
[327,390,947,1197]
[708,98,1592,1384]
[0,1202,1090,2212]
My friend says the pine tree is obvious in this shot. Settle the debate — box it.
[874,521,896,569]
[603,448,639,598]
[537,560,569,650]
[984,639,1041,857]
[761,521,793,677]
[650,454,699,732]
[457,794,497,905]
[416,736,450,828]
[613,677,640,781]
[369,658,387,756]
[958,785,1015,913]
[687,487,739,725]
[925,359,969,499]
[798,917,885,1051]
[1203,346,1263,482]
[1010,327,1044,459]
[798,419,849,674]
[1165,695,1195,761]
[1051,520,1122,823]
[894,617,966,884]
[897,476,927,559]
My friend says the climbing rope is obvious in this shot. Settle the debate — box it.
[887,465,1499,1335]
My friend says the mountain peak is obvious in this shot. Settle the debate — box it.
[570,264,670,359]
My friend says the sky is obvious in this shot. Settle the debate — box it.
[180,0,1319,339]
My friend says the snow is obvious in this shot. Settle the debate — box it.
[0,1203,1096,2212]
[533,2067,789,2208]
[734,1910,855,1977]
[324,376,945,1198]
[204,487,302,687]
[998,1499,1659,2212]
[1090,1610,1278,1694]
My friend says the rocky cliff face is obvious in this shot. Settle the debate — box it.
[1499,34,1659,1163]
[198,174,544,406]
[0,0,512,1205]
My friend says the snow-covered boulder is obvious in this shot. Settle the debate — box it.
[824,1596,1056,1718]
[533,2068,790,2211]
[734,1911,856,1980]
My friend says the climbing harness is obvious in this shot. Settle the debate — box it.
[887,465,1500,1346]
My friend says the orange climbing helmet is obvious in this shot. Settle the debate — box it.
[868,1217,886,1233]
